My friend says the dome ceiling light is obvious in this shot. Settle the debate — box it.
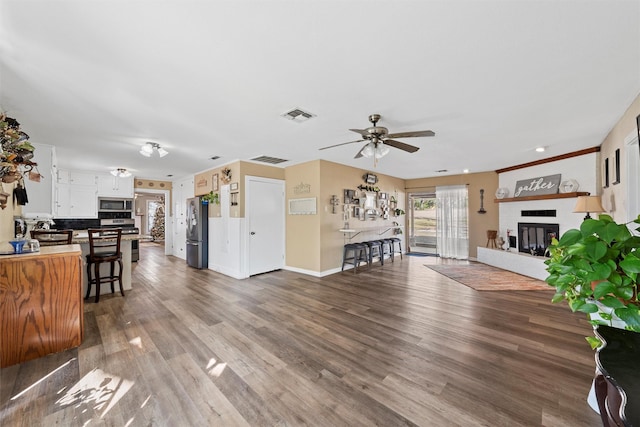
[140,142,169,158]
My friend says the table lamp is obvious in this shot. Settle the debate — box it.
[573,195,605,220]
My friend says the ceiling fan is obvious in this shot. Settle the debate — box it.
[319,114,435,165]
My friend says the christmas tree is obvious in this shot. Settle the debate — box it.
[150,200,165,241]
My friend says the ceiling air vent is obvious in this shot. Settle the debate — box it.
[281,108,316,123]
[251,155,289,165]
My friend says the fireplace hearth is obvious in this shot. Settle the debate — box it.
[518,222,559,256]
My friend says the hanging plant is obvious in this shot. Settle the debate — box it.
[1,113,37,184]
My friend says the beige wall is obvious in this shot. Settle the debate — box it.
[405,171,499,258]
[285,161,322,271]
[195,161,285,218]
[319,161,406,271]
[0,182,19,245]
[284,159,407,273]
[600,93,640,222]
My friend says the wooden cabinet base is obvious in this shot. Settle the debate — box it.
[0,245,84,368]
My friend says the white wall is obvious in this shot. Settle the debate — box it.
[172,175,194,260]
[498,152,599,244]
[208,185,247,279]
[22,142,54,215]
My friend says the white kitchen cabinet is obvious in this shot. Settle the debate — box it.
[97,174,134,198]
[54,170,98,218]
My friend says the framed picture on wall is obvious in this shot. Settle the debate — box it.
[212,173,219,191]
[603,158,609,188]
[613,148,621,185]
[637,114,640,156]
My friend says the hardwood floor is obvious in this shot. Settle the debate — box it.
[1,245,602,426]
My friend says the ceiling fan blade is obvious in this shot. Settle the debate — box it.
[384,139,420,153]
[386,130,435,138]
[354,145,367,159]
[349,128,370,137]
[318,139,365,151]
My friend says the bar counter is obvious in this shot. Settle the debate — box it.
[0,245,83,367]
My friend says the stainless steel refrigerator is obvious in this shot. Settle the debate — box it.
[186,197,208,269]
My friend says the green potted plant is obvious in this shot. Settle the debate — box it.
[545,214,640,348]
[201,191,219,205]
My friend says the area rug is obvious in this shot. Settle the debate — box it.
[425,262,553,291]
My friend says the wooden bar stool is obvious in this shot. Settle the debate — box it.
[390,237,403,260]
[30,229,73,246]
[85,228,124,303]
[341,243,368,273]
[380,238,395,263]
[364,240,384,266]
[486,230,498,248]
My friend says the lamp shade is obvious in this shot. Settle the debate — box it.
[573,196,605,214]
[361,142,375,158]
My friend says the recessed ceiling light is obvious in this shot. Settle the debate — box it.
[535,147,546,152]
[463,169,470,173]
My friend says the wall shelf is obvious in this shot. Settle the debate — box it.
[339,226,404,241]
[494,191,589,203]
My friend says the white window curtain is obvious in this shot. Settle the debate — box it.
[436,185,469,259]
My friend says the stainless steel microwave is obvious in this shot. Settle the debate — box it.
[98,198,133,212]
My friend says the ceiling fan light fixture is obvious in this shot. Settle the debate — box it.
[157,147,169,157]
[376,144,390,158]
[361,142,376,158]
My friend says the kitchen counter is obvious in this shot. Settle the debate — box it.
[71,232,143,244]
[0,245,84,367]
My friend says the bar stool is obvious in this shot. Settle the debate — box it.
[85,228,124,303]
[390,237,403,260]
[380,239,395,263]
[30,229,73,246]
[342,243,368,273]
[364,240,384,266]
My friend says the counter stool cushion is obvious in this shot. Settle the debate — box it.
[85,228,124,303]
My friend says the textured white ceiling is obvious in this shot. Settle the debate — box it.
[1,0,639,180]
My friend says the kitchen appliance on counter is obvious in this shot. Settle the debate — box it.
[186,197,208,269]
[19,213,55,238]
[100,218,140,262]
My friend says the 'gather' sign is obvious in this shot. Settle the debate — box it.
[514,174,561,197]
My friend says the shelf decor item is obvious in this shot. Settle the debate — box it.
[0,113,37,184]
[201,191,219,205]
[495,187,509,199]
[221,167,232,184]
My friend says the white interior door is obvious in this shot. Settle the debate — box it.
[246,176,285,275]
